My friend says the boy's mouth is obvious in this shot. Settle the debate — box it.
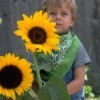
[56,23,61,25]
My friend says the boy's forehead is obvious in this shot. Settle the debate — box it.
[47,2,70,10]
[47,0,71,6]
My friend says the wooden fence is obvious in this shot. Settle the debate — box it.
[0,0,100,94]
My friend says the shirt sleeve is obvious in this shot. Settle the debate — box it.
[73,42,91,68]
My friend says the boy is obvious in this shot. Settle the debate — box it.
[41,0,91,99]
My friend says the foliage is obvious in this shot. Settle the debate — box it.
[84,66,95,98]
[84,85,94,97]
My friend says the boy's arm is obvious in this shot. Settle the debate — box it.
[67,65,85,95]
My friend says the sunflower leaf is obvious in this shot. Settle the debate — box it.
[38,76,71,100]
[36,53,53,71]
[0,95,6,100]
[16,91,34,100]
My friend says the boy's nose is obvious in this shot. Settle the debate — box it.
[56,14,61,20]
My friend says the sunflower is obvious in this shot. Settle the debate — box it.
[0,53,33,100]
[14,10,60,55]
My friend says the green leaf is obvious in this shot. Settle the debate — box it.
[16,91,34,100]
[39,62,52,71]
[38,76,71,100]
[36,53,53,71]
[0,95,6,100]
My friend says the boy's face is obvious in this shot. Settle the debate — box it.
[47,3,74,35]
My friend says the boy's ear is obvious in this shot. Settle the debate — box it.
[70,21,74,27]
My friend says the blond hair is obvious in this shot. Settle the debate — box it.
[41,0,77,21]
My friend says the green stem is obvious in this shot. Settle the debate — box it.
[32,53,42,89]
[29,89,39,100]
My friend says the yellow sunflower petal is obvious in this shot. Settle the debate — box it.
[46,38,60,45]
[0,86,5,95]
[0,53,33,99]
[14,10,60,55]
[22,14,33,30]
[3,89,16,100]
[42,45,52,55]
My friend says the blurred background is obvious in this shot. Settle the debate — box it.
[0,0,100,99]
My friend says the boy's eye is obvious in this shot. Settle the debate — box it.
[49,12,56,15]
[62,13,68,15]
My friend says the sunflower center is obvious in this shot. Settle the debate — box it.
[0,65,23,89]
[28,27,47,44]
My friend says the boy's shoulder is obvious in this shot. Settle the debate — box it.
[73,42,91,68]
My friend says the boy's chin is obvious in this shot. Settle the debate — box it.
[56,28,68,35]
[56,30,67,35]
[56,32,66,36]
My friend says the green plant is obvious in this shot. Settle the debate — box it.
[84,85,95,97]
[84,66,95,98]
